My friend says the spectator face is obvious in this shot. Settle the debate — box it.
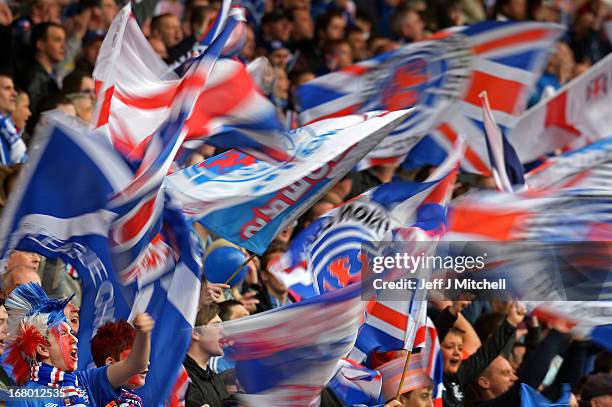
[240,27,256,62]
[100,0,119,28]
[441,332,463,374]
[5,251,42,295]
[0,76,17,115]
[477,356,517,399]
[401,11,424,42]
[80,75,96,100]
[332,42,353,69]
[154,15,183,49]
[400,386,434,407]
[227,304,249,320]
[72,96,93,123]
[64,302,80,335]
[40,25,66,64]
[325,16,346,41]
[0,305,7,356]
[32,0,61,24]
[347,30,368,61]
[117,348,148,389]
[194,314,223,357]
[292,9,314,41]
[45,322,79,372]
[11,92,31,129]
[269,18,293,43]
[270,47,292,68]
[82,39,103,67]
[502,0,527,21]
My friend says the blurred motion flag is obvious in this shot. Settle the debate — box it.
[93,3,290,164]
[0,114,202,406]
[221,283,364,406]
[526,302,612,352]
[297,21,563,174]
[525,137,612,191]
[166,110,413,255]
[327,359,384,406]
[509,52,612,162]
[480,91,525,192]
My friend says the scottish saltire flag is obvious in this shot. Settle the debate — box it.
[0,114,202,405]
[327,359,384,406]
[525,137,612,191]
[166,110,413,255]
[521,383,571,407]
[297,21,563,174]
[509,52,612,163]
[526,302,612,352]
[221,283,365,406]
[93,3,290,163]
[480,91,525,192]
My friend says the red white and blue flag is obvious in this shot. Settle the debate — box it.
[166,110,413,255]
[221,283,365,406]
[297,21,563,174]
[93,3,290,164]
[509,52,612,163]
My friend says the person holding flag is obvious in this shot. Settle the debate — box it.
[4,283,154,407]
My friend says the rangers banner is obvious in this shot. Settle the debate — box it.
[165,110,412,254]
[509,52,612,163]
[297,21,563,173]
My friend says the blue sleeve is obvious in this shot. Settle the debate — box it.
[77,366,121,406]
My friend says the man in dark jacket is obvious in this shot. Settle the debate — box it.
[441,302,525,407]
[184,303,231,407]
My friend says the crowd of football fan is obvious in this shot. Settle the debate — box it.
[0,0,610,406]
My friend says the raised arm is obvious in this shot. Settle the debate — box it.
[106,313,155,389]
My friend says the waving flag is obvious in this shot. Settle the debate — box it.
[168,0,246,73]
[509,52,612,163]
[166,110,413,255]
[297,21,563,173]
[221,283,364,406]
[480,91,525,192]
[526,302,612,352]
[93,3,290,164]
[328,359,384,406]
[525,137,612,191]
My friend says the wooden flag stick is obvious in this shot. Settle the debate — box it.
[395,350,413,401]
[223,253,257,286]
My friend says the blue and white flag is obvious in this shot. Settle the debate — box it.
[328,359,384,406]
[166,110,413,255]
[0,114,202,406]
[221,283,365,406]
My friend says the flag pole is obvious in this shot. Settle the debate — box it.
[224,253,257,285]
[395,350,413,401]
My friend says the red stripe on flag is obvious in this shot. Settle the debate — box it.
[464,71,524,115]
[185,66,255,136]
[304,104,361,125]
[544,91,581,136]
[472,28,553,55]
[447,206,525,240]
[367,301,408,331]
[115,194,158,243]
[115,73,207,110]
[437,123,491,175]
[96,84,114,128]
[340,64,371,75]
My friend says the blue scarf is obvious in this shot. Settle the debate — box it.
[30,363,86,406]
